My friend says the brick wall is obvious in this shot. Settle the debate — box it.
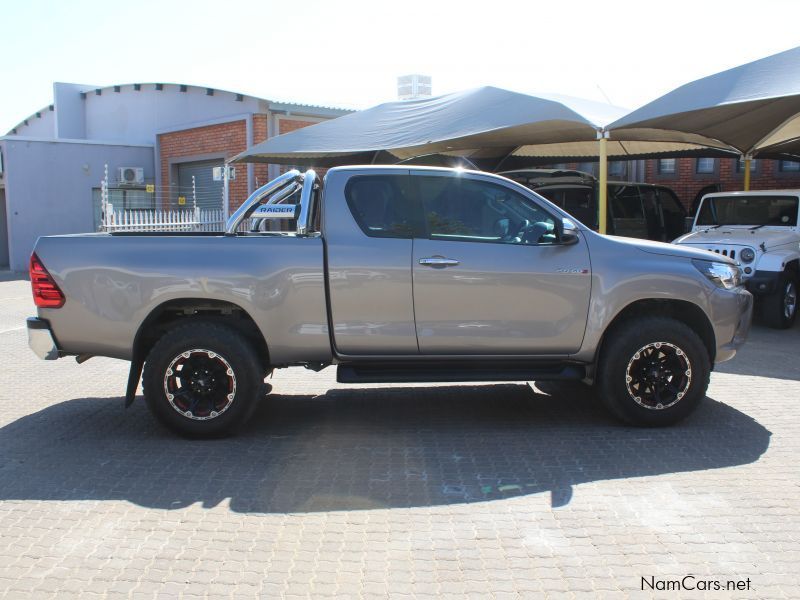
[274,118,328,176]
[563,157,800,212]
[158,115,332,212]
[158,120,248,210]
[252,115,269,188]
[644,157,800,211]
[279,118,318,134]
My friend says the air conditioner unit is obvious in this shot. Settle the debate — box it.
[118,167,145,185]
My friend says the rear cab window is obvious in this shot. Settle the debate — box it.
[344,175,420,238]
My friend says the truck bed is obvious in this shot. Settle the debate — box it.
[34,233,332,364]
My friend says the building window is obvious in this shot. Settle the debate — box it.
[778,160,800,172]
[658,159,676,174]
[736,158,757,173]
[696,158,715,174]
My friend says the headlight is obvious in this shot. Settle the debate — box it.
[692,259,742,289]
[740,247,755,263]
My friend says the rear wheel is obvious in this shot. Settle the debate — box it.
[597,317,710,427]
[143,322,264,437]
[761,271,798,329]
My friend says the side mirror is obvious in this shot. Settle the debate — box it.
[684,216,695,232]
[559,218,580,245]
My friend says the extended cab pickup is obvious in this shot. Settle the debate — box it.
[27,167,753,437]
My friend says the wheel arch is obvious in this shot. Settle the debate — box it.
[596,298,716,368]
[132,298,270,370]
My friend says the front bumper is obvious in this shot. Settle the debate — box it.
[27,317,60,360]
[712,287,753,364]
[745,270,781,296]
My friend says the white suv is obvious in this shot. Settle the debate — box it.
[674,190,799,329]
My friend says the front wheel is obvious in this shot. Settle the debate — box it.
[761,272,798,329]
[597,317,711,427]
[142,322,264,437]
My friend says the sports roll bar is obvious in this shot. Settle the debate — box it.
[224,169,320,236]
[296,170,317,235]
[224,169,300,234]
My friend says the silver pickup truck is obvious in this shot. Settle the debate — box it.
[27,166,753,437]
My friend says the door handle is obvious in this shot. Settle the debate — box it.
[419,256,460,267]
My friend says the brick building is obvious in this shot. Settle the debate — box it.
[567,156,800,212]
[644,156,800,212]
[157,109,337,213]
[0,82,349,270]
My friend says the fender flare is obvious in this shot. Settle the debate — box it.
[124,298,270,407]
[757,251,800,273]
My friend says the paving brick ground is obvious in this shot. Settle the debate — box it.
[0,273,798,599]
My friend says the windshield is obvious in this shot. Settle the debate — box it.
[696,195,799,226]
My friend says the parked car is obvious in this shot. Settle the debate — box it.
[500,169,688,242]
[674,190,800,329]
[28,166,751,437]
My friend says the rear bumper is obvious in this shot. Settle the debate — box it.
[27,317,60,360]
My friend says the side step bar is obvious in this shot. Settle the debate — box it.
[336,363,585,384]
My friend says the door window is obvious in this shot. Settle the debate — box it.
[345,175,418,238]
[536,188,564,207]
[657,187,687,240]
[417,176,557,245]
[560,188,596,228]
[639,186,664,240]
[609,185,644,218]
[536,186,596,228]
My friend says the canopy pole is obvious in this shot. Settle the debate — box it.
[598,131,609,234]
[223,161,230,218]
[743,154,752,191]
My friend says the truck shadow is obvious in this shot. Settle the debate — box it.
[0,383,770,513]
[714,321,800,381]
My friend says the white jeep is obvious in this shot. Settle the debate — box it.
[674,190,799,329]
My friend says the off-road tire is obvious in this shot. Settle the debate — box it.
[143,322,263,438]
[761,271,798,329]
[597,317,710,427]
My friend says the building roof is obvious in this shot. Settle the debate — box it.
[6,82,353,137]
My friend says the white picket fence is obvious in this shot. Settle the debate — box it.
[101,206,249,232]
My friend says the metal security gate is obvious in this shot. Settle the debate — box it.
[177,160,223,210]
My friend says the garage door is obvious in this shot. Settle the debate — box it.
[177,160,223,210]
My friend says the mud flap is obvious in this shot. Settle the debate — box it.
[124,355,144,408]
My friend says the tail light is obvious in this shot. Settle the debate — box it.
[29,253,65,308]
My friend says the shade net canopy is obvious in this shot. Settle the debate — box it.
[233,86,738,169]
[609,45,800,158]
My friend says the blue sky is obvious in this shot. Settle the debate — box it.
[2,0,799,134]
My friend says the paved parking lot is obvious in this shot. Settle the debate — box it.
[0,272,798,599]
